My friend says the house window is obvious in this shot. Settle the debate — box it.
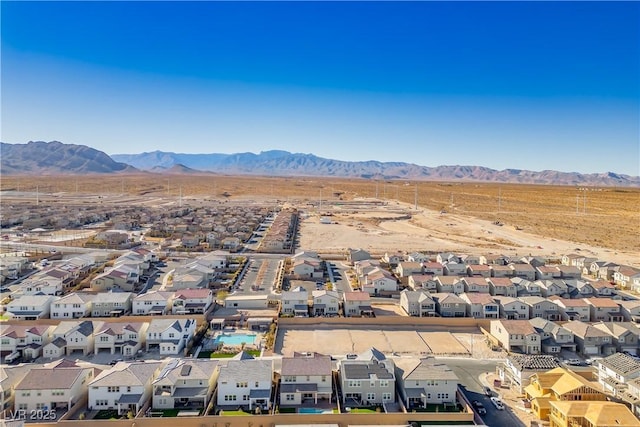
[382,392,392,401]
[242,395,249,401]
[286,394,295,401]
[224,395,237,401]
[380,380,389,387]
[321,376,327,382]
[366,393,375,401]
[236,382,248,388]
[108,386,120,393]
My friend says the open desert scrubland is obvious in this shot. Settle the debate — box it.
[2,174,638,264]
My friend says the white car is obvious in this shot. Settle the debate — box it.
[490,396,505,410]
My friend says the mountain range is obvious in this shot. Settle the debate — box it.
[1,141,639,187]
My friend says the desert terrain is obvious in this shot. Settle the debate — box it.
[1,174,638,266]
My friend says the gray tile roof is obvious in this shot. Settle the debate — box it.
[281,354,332,376]
[219,359,272,384]
[395,357,459,381]
[599,353,640,376]
[15,367,87,390]
[342,361,394,380]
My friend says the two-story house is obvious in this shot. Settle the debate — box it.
[171,289,213,315]
[339,348,395,407]
[132,291,173,316]
[152,358,219,411]
[593,322,640,355]
[562,320,615,356]
[551,297,590,321]
[395,357,458,410]
[281,287,309,317]
[488,277,518,297]
[431,293,467,318]
[460,293,499,319]
[217,358,273,411]
[343,292,373,317]
[493,296,530,320]
[94,322,148,356]
[311,290,340,317]
[529,317,576,354]
[88,361,164,416]
[361,268,397,295]
[280,352,333,406]
[518,296,561,321]
[6,295,58,320]
[146,318,196,355]
[585,298,624,322]
[50,293,95,319]
[90,292,134,317]
[45,320,100,357]
[462,277,490,294]
[490,319,541,354]
[14,359,97,414]
[399,290,436,317]
[434,276,464,295]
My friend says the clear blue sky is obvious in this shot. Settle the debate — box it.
[2,1,639,175]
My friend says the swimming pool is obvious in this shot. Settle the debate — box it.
[298,408,327,414]
[213,333,257,346]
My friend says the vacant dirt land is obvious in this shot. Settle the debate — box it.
[2,174,638,265]
[274,325,503,359]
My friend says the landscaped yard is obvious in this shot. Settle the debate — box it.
[219,409,254,416]
[412,404,462,413]
[93,410,121,420]
[349,406,381,413]
[199,350,262,359]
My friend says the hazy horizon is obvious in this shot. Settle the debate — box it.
[2,2,638,175]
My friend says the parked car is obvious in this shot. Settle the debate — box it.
[472,400,487,415]
[490,397,504,410]
[483,386,492,396]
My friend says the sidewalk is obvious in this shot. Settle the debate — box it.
[480,371,540,427]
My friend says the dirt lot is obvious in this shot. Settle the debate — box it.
[275,325,504,359]
[299,201,639,267]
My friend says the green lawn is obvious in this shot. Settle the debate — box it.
[412,404,462,413]
[161,409,180,417]
[202,349,262,358]
[350,407,380,413]
[219,409,253,416]
[94,410,120,420]
[277,407,296,413]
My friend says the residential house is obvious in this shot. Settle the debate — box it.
[51,293,95,319]
[22,277,63,296]
[46,320,99,357]
[339,348,395,406]
[407,274,437,292]
[494,296,529,320]
[519,296,561,321]
[548,401,640,427]
[537,280,570,298]
[94,322,148,356]
[593,322,640,355]
[422,262,444,276]
[488,277,518,297]
[512,277,542,297]
[595,262,620,282]
[462,277,490,294]
[485,254,510,266]
[292,258,323,279]
[216,358,273,411]
[586,298,624,322]
[562,253,584,266]
[592,280,616,298]
[557,265,582,280]
[510,263,536,281]
[467,264,492,278]
[0,324,54,361]
[395,357,458,409]
[570,280,596,298]
[491,264,514,278]
[0,364,31,415]
[146,318,196,355]
[562,320,615,356]
[529,317,576,354]
[442,261,467,276]
[5,295,58,320]
[395,262,422,278]
[360,268,397,295]
[460,255,486,266]
[152,358,219,411]
[490,319,541,354]
[281,287,309,317]
[280,353,332,406]
[311,290,340,317]
[436,253,461,265]
[383,251,404,267]
[14,359,97,413]
[520,256,547,268]
[552,297,591,321]
[407,252,429,263]
[460,293,499,319]
[619,300,640,323]
[431,293,467,318]
[132,291,173,316]
[399,290,436,317]
[535,265,562,281]
[342,292,373,317]
[88,361,164,416]
[615,266,640,290]
[596,352,640,399]
[525,367,606,421]
[434,276,464,294]
[497,354,561,393]
[348,248,371,263]
[90,292,134,317]
[171,289,213,315]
